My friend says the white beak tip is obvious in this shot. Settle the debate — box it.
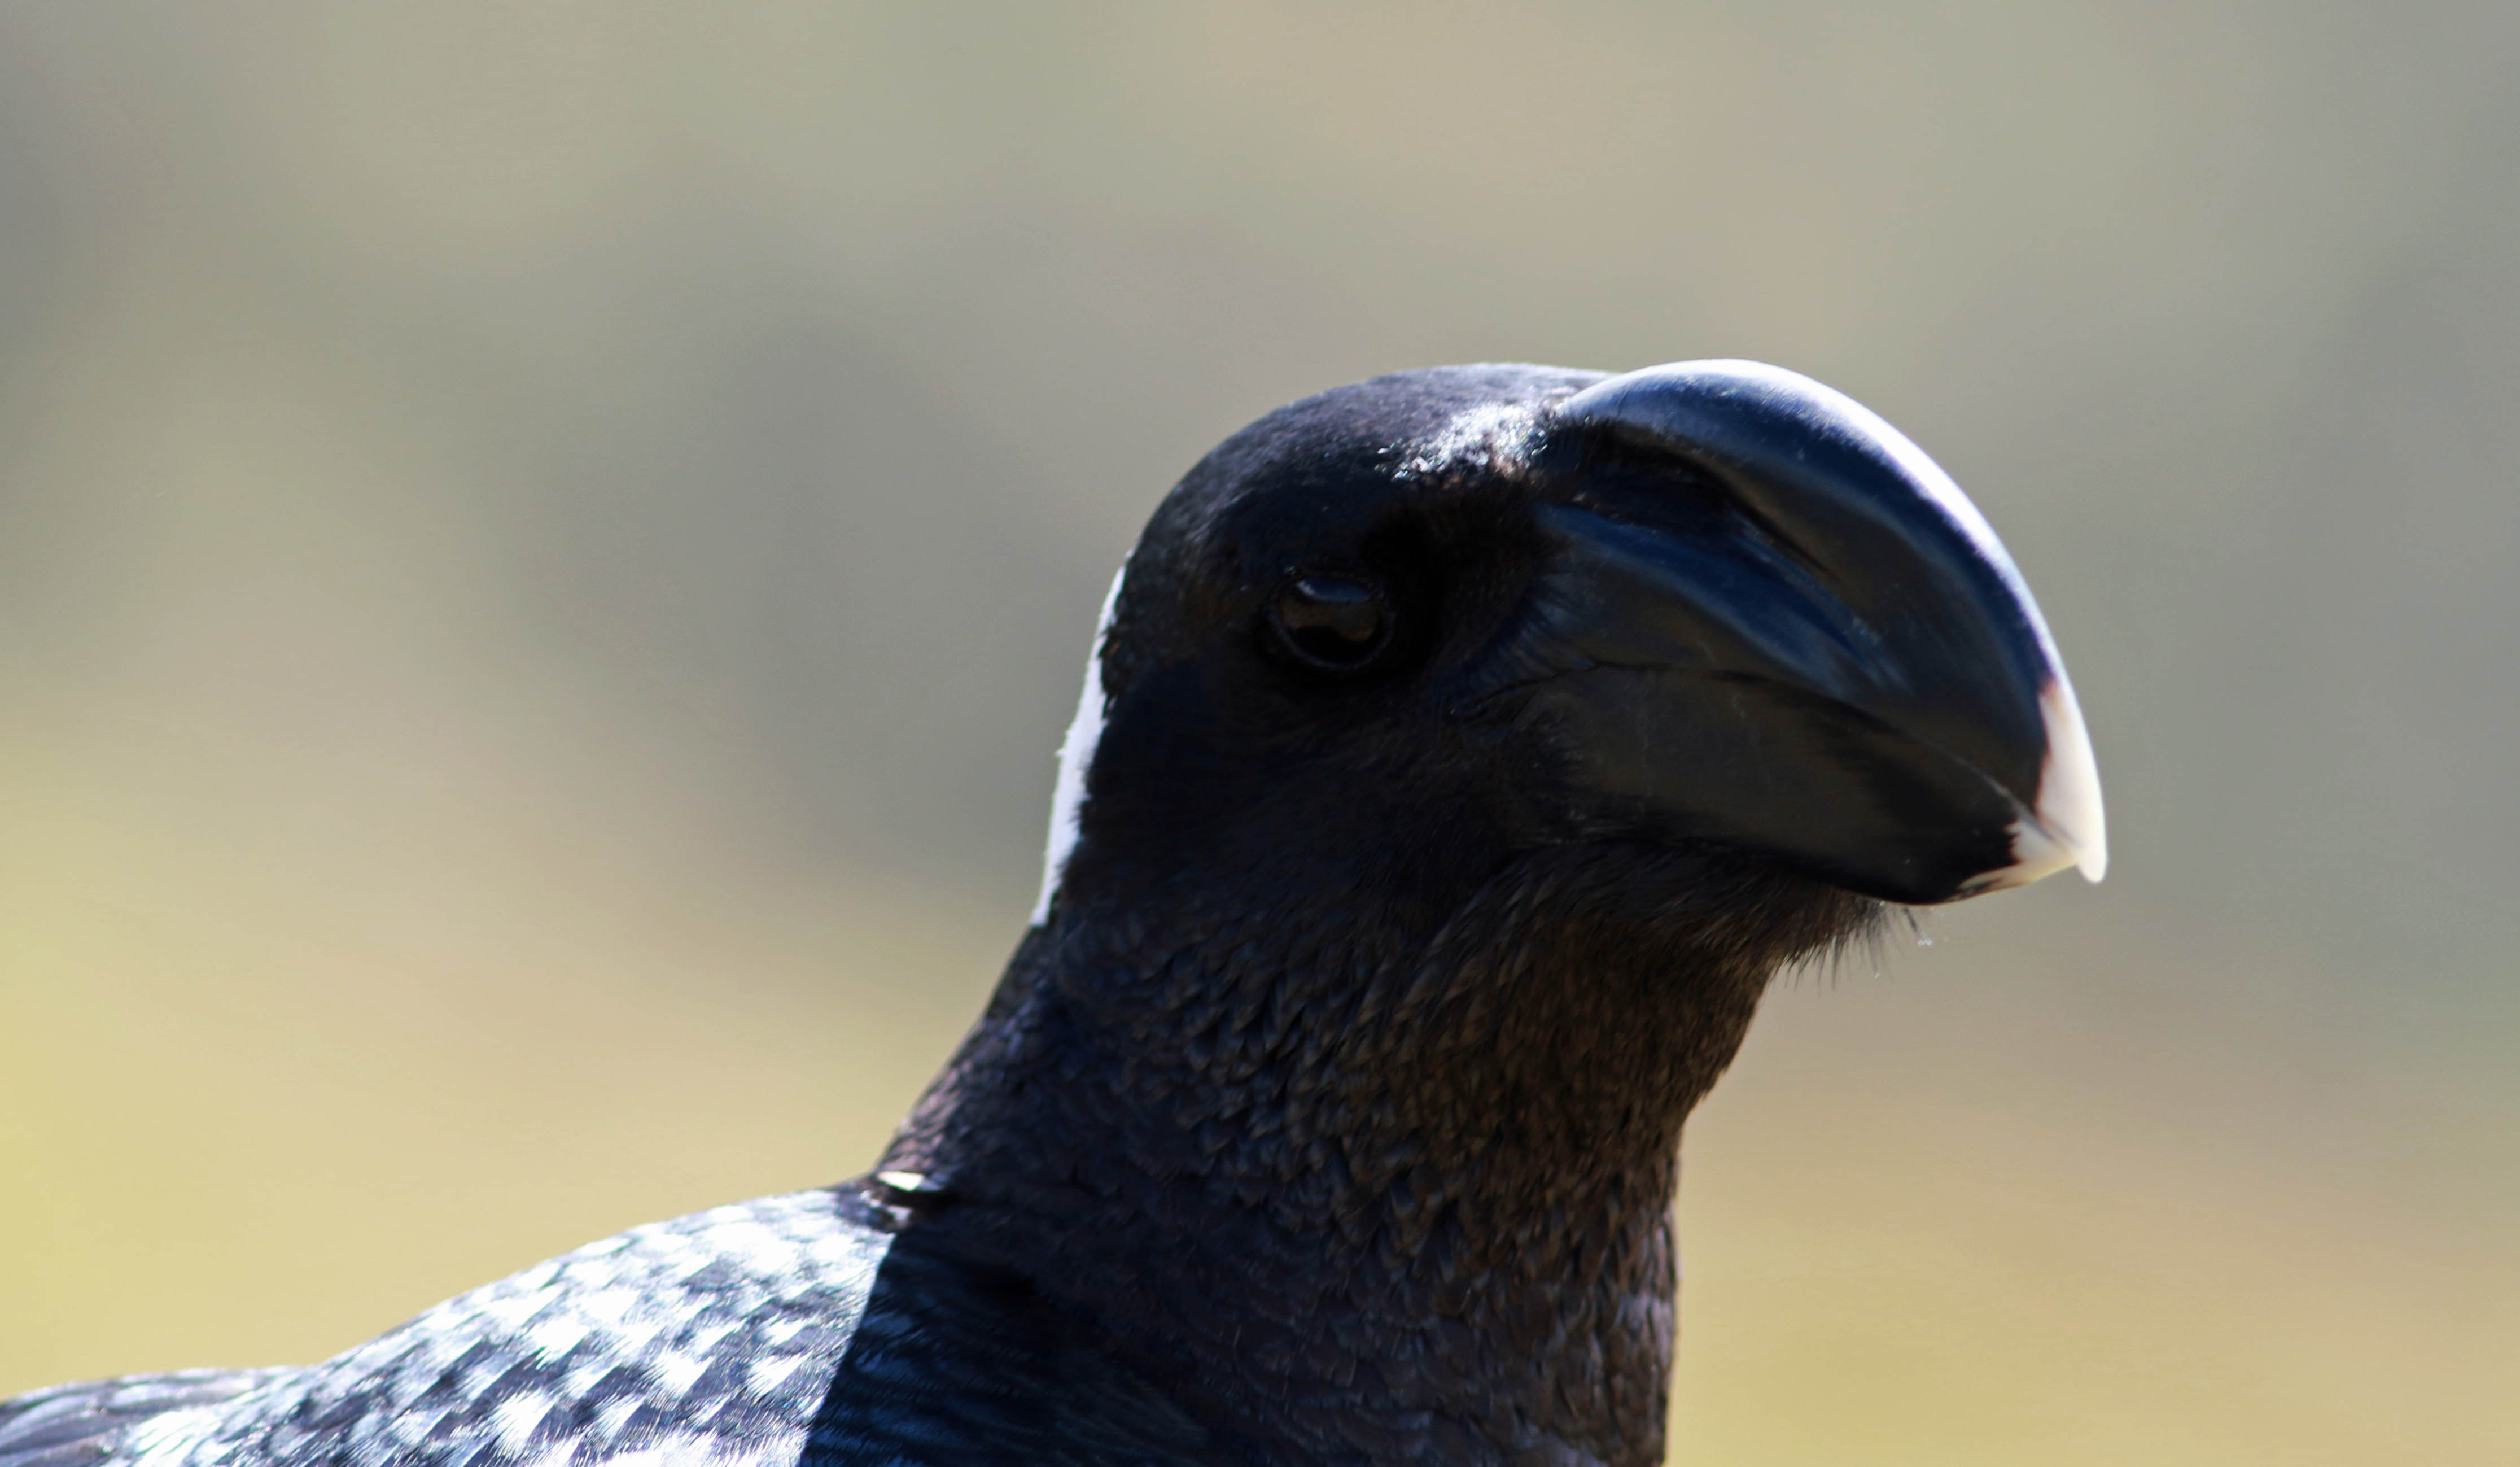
[2032,673,2106,887]
[1987,674,2107,892]
[1960,675,2107,897]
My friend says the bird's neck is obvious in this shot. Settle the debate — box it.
[880,846,1863,1466]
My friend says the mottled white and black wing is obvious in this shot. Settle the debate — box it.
[0,1191,892,1467]
[0,1189,1227,1467]
[124,1190,891,1467]
[0,1371,288,1467]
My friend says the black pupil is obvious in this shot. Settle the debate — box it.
[1278,577,1386,665]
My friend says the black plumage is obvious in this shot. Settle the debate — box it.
[5,360,2102,1466]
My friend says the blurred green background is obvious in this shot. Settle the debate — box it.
[1,5,2513,1462]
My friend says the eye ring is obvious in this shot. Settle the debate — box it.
[1267,574,1393,673]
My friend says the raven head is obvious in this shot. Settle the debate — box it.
[1037,360,2103,924]
[890,361,2108,1462]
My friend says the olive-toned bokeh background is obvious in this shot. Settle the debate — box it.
[2,6,2513,1462]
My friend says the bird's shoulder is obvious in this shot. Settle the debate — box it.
[797,1221,1225,1466]
[8,1187,1234,1467]
[0,1370,290,1467]
[8,1187,894,1467]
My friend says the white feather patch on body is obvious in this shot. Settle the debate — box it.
[1031,565,1128,927]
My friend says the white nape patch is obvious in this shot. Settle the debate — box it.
[1031,565,1129,927]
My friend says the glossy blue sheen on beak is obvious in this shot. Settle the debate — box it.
[1508,360,2105,901]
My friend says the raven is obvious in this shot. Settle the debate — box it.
[3,361,2102,1466]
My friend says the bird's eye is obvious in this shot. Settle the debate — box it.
[1268,574,1392,673]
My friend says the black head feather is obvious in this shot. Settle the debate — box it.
[882,360,2097,1461]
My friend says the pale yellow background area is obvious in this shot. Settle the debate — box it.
[1,6,2513,1464]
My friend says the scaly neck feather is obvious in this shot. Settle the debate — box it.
[881,844,1873,1465]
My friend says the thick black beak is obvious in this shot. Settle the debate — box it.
[1473,360,2105,905]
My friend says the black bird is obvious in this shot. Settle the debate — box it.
[2,360,2103,1467]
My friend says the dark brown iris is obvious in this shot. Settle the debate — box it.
[1270,574,1391,671]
